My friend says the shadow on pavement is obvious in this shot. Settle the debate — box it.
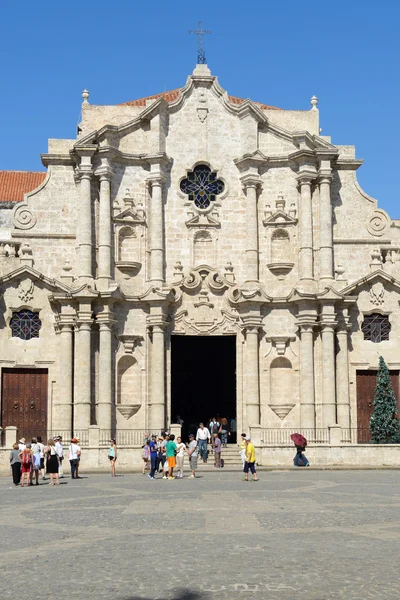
[121,590,210,600]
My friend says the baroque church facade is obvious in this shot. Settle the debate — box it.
[1,63,399,444]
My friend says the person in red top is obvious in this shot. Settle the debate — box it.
[19,443,32,487]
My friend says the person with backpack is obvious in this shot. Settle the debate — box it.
[19,443,32,487]
[30,437,41,486]
[45,439,60,485]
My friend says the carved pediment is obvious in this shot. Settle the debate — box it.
[185,213,220,228]
[263,211,297,227]
[114,208,146,225]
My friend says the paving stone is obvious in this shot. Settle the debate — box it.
[1,470,400,599]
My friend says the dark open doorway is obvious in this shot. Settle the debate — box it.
[171,335,236,442]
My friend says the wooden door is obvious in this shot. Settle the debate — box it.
[356,370,400,443]
[1,369,48,440]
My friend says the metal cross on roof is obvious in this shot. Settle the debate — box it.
[189,21,211,65]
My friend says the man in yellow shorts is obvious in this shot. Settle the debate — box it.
[165,434,177,480]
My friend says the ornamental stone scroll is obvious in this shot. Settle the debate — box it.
[13,203,37,230]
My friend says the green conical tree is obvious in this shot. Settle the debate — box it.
[370,356,400,444]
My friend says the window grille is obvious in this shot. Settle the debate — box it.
[10,310,42,340]
[361,313,390,343]
[180,164,224,209]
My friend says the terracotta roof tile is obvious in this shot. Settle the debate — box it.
[0,171,46,203]
[119,89,281,110]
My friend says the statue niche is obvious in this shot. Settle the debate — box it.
[116,355,141,420]
[193,230,214,266]
[269,356,295,419]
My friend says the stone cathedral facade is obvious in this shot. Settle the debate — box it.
[1,63,400,444]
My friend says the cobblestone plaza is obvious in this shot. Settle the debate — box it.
[1,470,400,599]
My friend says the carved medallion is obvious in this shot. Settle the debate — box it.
[370,282,384,306]
[18,278,34,303]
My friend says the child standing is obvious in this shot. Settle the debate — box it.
[175,436,186,478]
[141,440,150,474]
[213,433,222,468]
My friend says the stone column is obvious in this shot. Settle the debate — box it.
[149,323,166,431]
[299,324,315,428]
[297,176,314,282]
[74,318,92,430]
[97,169,113,289]
[319,172,334,282]
[244,181,260,283]
[321,322,337,427]
[97,319,113,433]
[57,323,74,438]
[336,327,350,429]
[148,176,165,286]
[243,324,261,426]
[76,148,95,281]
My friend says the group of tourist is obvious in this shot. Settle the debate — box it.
[136,426,258,481]
[9,436,82,486]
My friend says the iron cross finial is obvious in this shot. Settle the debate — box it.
[189,21,211,64]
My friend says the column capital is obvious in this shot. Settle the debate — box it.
[240,316,263,332]
[318,171,332,184]
[146,174,165,189]
[239,173,262,191]
[146,315,168,330]
[297,321,315,333]
[75,320,92,332]
[95,166,113,181]
[320,322,337,332]
[296,171,316,186]
[78,167,93,180]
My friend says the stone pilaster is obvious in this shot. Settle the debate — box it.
[97,167,113,290]
[319,171,334,282]
[297,174,314,282]
[147,174,165,286]
[148,318,167,431]
[74,304,93,430]
[57,321,74,438]
[321,323,337,427]
[336,320,351,430]
[298,323,315,428]
[97,316,114,432]
[242,318,262,426]
[241,174,261,283]
[76,147,96,282]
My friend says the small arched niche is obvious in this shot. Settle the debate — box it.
[193,229,213,265]
[267,228,294,279]
[269,356,295,419]
[117,355,141,406]
[118,226,138,262]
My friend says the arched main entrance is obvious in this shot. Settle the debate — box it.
[171,335,236,441]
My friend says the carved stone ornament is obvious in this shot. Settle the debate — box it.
[197,88,208,122]
[18,278,34,303]
[13,204,37,230]
[370,282,385,306]
[117,405,141,420]
[367,210,389,237]
[269,404,295,419]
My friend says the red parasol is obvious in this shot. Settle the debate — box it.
[291,433,307,447]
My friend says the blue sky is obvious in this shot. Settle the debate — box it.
[1,1,399,216]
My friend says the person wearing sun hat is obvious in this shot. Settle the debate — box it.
[68,438,81,479]
[18,438,26,451]
[243,436,258,482]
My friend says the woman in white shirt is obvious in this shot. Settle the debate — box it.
[175,437,186,479]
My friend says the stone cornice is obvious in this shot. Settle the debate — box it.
[41,153,74,167]
[336,158,364,171]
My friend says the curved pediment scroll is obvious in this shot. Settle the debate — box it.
[169,264,235,295]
